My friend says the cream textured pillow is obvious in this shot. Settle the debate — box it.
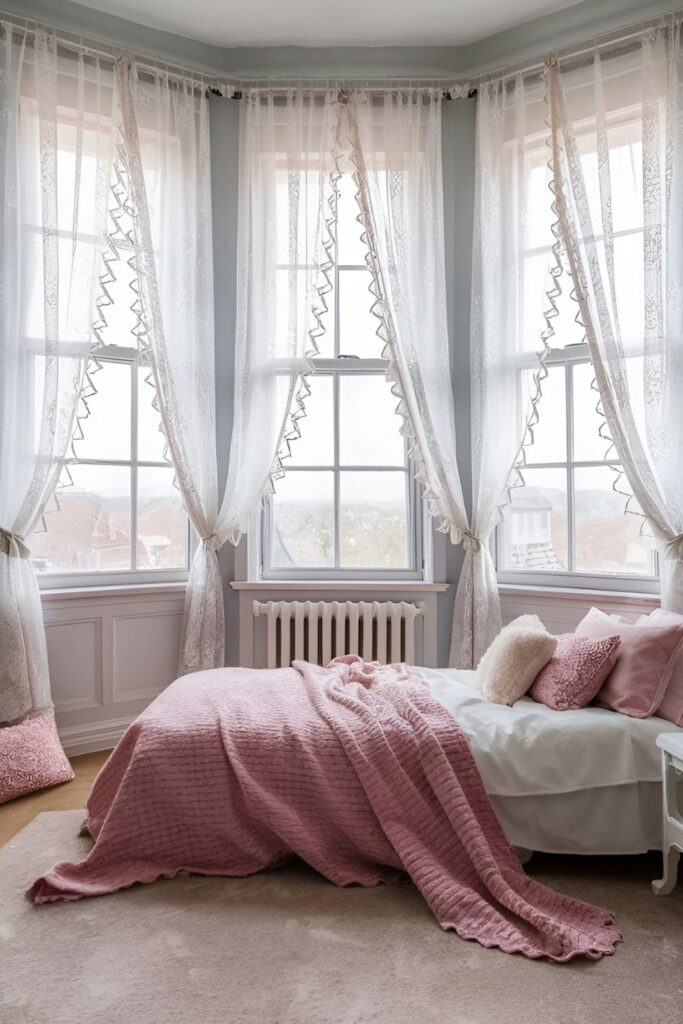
[477,616,558,706]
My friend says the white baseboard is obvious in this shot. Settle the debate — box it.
[58,716,134,756]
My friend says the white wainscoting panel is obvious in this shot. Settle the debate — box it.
[42,584,186,755]
[44,616,103,714]
[112,610,183,702]
[499,585,659,634]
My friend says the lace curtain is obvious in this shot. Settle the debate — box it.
[0,24,118,723]
[450,73,556,668]
[221,87,340,543]
[547,19,683,614]
[115,59,223,676]
[346,89,469,546]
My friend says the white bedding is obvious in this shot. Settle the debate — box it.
[419,667,681,854]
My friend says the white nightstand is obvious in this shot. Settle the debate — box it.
[652,733,683,895]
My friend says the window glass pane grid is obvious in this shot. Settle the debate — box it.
[34,355,189,580]
[263,174,420,579]
[502,357,658,581]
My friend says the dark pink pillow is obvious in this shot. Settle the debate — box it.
[0,711,74,804]
[530,633,621,711]
[575,613,683,718]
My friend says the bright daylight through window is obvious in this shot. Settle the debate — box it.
[262,174,421,580]
[31,207,188,583]
[498,121,658,586]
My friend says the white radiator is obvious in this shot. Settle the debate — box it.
[252,600,422,669]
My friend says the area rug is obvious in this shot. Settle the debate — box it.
[1,811,682,1024]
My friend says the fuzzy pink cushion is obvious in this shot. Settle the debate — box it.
[530,633,621,711]
[0,711,74,804]
[632,609,683,727]
[575,610,683,718]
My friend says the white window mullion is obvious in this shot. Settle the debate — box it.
[333,368,341,570]
[130,358,139,572]
[566,360,576,574]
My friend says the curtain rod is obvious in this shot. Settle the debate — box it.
[206,86,477,101]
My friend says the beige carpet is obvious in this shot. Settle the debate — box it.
[1,812,682,1024]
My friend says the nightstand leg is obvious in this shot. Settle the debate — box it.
[652,846,680,896]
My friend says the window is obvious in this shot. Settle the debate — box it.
[31,248,190,586]
[497,116,658,590]
[24,114,190,588]
[498,346,658,587]
[32,347,189,585]
[261,174,423,580]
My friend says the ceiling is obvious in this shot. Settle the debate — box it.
[72,0,586,48]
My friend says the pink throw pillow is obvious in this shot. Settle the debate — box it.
[530,633,621,711]
[632,608,683,726]
[0,711,74,804]
[575,611,683,718]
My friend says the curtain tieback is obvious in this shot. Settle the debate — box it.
[462,530,482,553]
[665,534,683,561]
[0,528,30,559]
[201,534,220,553]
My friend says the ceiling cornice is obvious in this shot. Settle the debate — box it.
[3,0,681,82]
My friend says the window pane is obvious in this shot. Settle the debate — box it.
[271,471,334,567]
[338,269,382,358]
[276,269,335,358]
[138,366,167,463]
[137,466,188,570]
[522,364,566,464]
[288,374,334,466]
[31,464,131,573]
[94,253,141,348]
[275,170,331,265]
[336,174,366,265]
[501,468,568,571]
[339,375,404,466]
[523,151,554,250]
[340,471,409,568]
[572,362,613,462]
[74,360,131,461]
[574,466,656,575]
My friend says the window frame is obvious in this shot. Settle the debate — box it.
[34,343,193,590]
[496,342,660,594]
[259,223,426,582]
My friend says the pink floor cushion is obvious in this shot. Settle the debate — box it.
[530,633,621,711]
[575,610,683,719]
[0,711,74,804]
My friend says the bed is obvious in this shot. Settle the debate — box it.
[29,658,623,960]
[420,666,678,856]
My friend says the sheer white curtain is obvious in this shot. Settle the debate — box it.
[548,19,683,613]
[222,87,340,535]
[451,73,556,667]
[0,24,118,723]
[119,81,339,673]
[346,90,469,558]
[115,58,221,675]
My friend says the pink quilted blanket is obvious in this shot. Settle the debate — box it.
[29,658,621,960]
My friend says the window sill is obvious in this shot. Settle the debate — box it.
[231,581,449,593]
[40,581,187,602]
[498,582,659,607]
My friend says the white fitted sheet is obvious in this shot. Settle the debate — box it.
[419,667,678,797]
[418,667,680,854]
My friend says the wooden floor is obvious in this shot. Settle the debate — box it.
[0,749,111,848]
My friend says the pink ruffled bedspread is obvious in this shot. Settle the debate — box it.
[29,657,621,960]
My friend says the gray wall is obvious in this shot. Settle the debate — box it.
[9,0,680,665]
